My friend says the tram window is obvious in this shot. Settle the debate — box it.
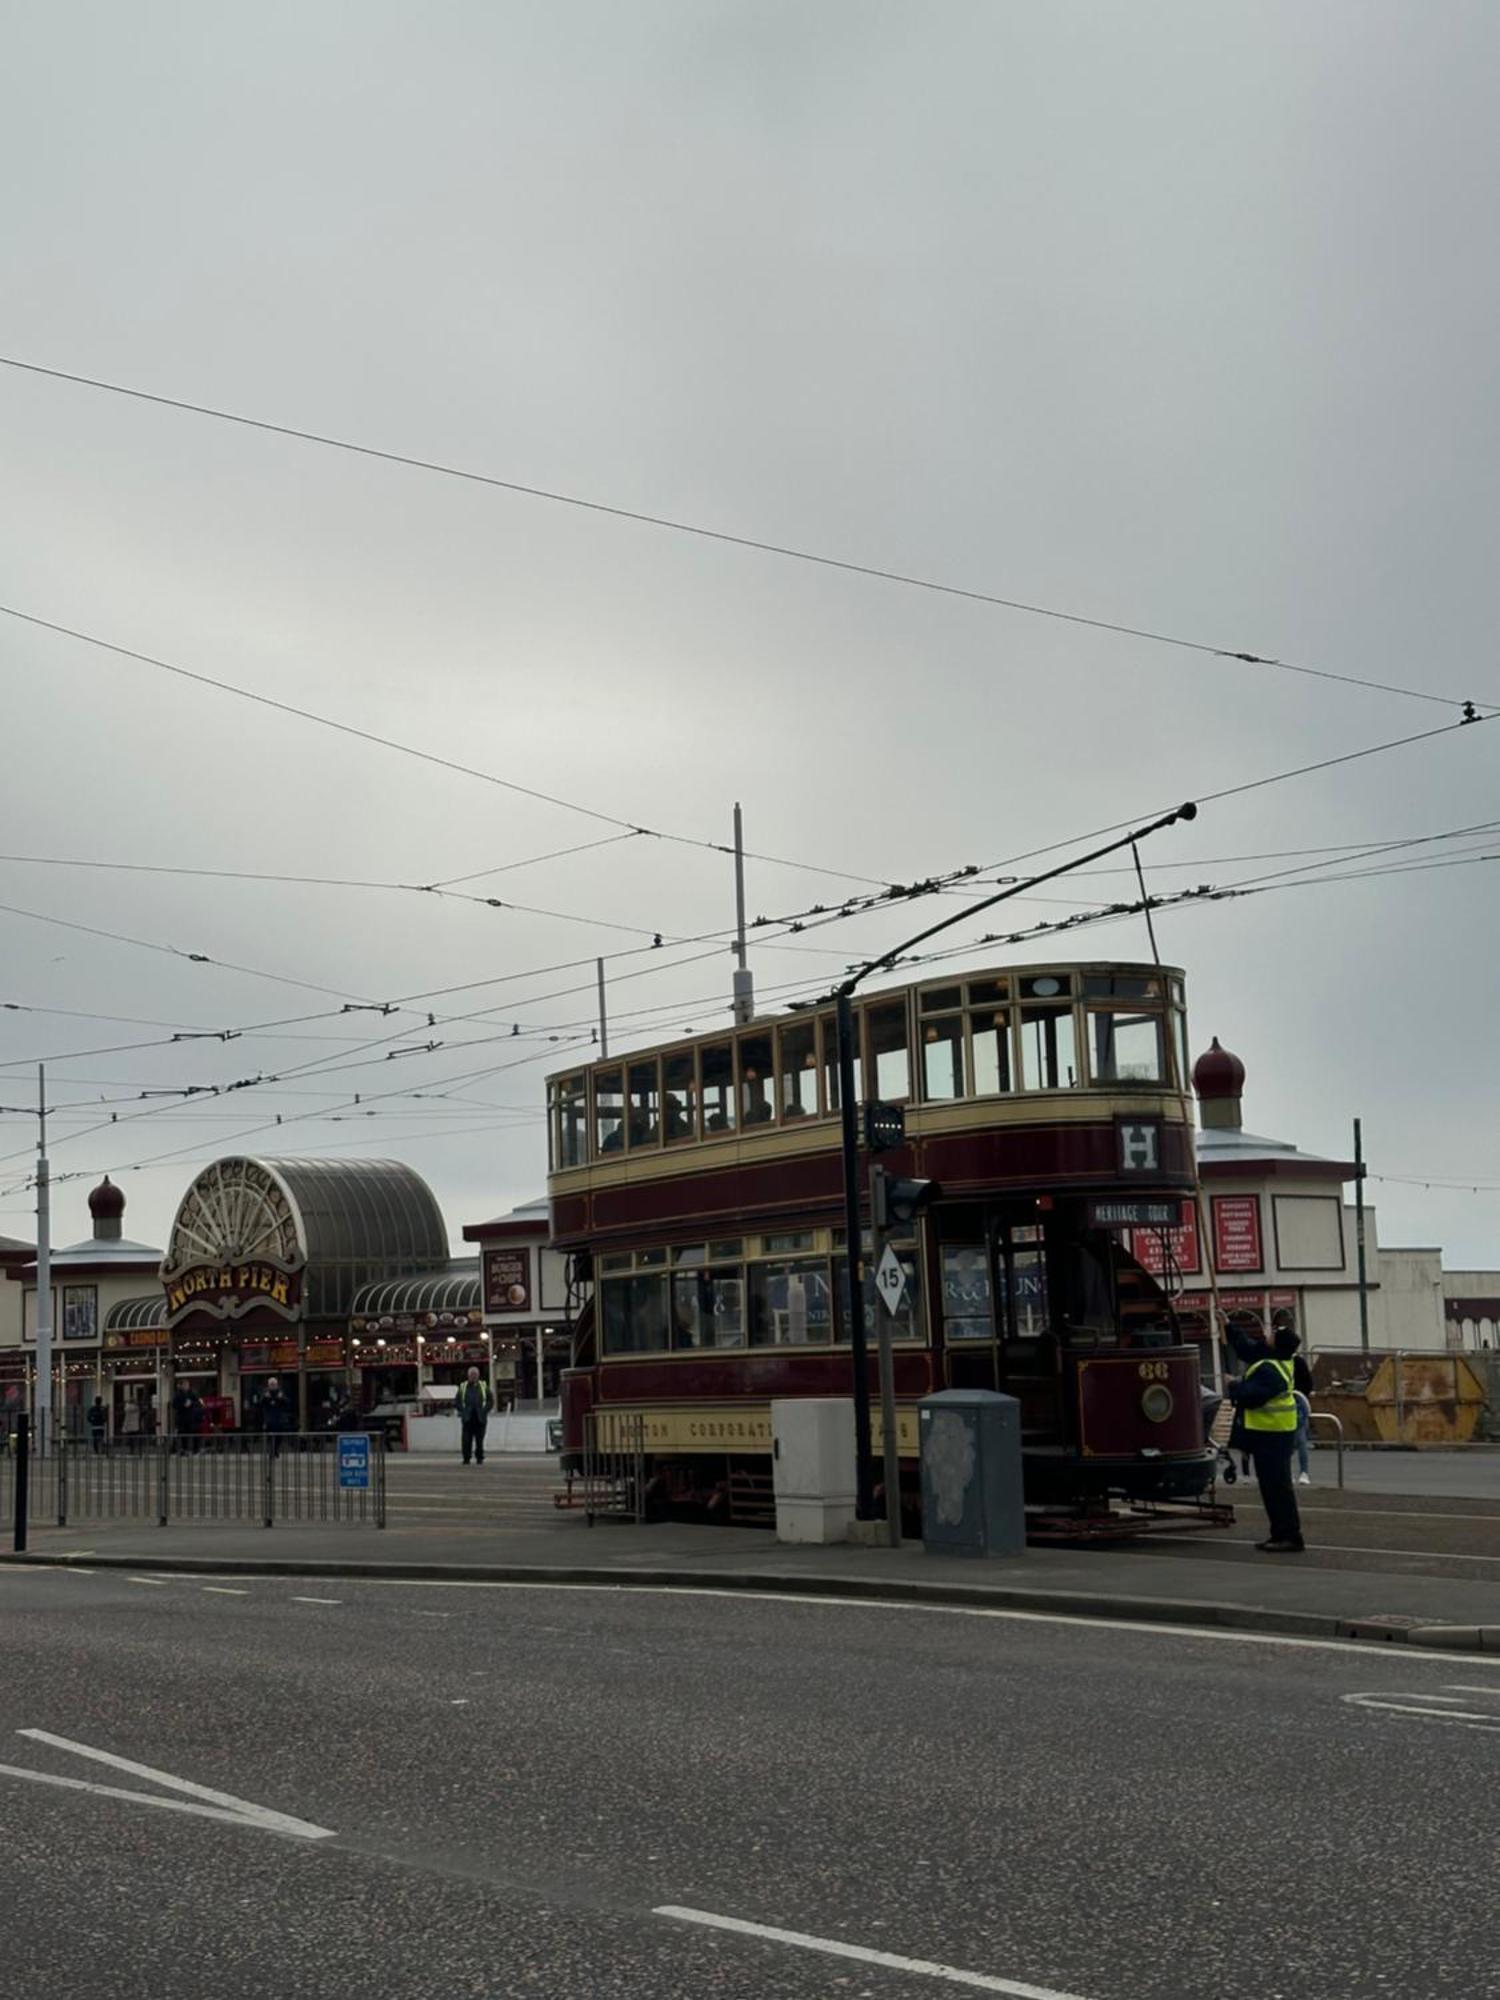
[663,1050,697,1144]
[762,1230,816,1253]
[1019,1005,1078,1090]
[1089,1010,1164,1084]
[966,977,1008,1006]
[552,1074,589,1170]
[636,1247,667,1267]
[700,1042,737,1134]
[672,1268,745,1349]
[921,1015,966,1100]
[593,1067,625,1155]
[599,1252,632,1274]
[833,1249,924,1346]
[1020,973,1072,1000]
[748,1257,835,1346]
[672,1244,707,1266]
[823,1016,860,1111]
[777,1019,819,1120]
[1082,973,1161,1000]
[866,1000,911,1101]
[920,985,962,1013]
[739,1033,775,1127]
[971,1010,1014,1096]
[709,1238,743,1261]
[1172,1010,1189,1093]
[601,1273,669,1354]
[1012,1245,1048,1337]
[941,1244,992,1324]
[627,1059,661,1147]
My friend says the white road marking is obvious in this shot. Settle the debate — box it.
[202,1587,249,1597]
[1442,1685,1500,1696]
[1160,1533,1500,1564]
[291,1596,342,1605]
[654,1906,1087,1998]
[351,1579,1500,1667]
[126,1576,169,1587]
[1342,1693,1500,1730]
[9,1730,335,1840]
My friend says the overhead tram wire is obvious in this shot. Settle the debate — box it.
[0,352,1489,716]
[0,603,890,891]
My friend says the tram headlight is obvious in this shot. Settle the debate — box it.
[1140,1383,1174,1424]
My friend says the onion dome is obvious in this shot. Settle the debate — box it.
[1192,1037,1245,1102]
[88,1175,126,1223]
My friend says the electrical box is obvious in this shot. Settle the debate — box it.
[771,1398,857,1544]
[918,1390,1025,1559]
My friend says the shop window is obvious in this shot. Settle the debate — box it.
[971,1009,1014,1096]
[1019,1005,1078,1090]
[554,1074,588,1169]
[738,1032,775,1128]
[593,1067,625,1156]
[701,1042,736,1135]
[777,1018,819,1121]
[921,1015,966,1101]
[627,1058,660,1147]
[663,1051,697,1144]
[1089,1011,1165,1085]
[671,1268,745,1349]
[748,1258,835,1347]
[866,1000,911,1102]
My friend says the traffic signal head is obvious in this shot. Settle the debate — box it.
[873,1174,936,1230]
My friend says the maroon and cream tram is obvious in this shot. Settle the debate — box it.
[550,961,1216,1524]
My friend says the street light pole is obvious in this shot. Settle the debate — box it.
[34,1066,52,1451]
[834,801,1198,1518]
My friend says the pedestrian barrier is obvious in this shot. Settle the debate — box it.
[3,1428,386,1544]
[1307,1409,1345,1489]
[580,1410,646,1524]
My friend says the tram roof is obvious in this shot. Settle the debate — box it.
[546,957,1185,1082]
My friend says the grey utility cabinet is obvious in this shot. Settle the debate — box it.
[917,1389,1026,1558]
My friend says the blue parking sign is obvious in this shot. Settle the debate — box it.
[338,1434,371,1490]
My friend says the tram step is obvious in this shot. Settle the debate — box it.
[727,1468,775,1527]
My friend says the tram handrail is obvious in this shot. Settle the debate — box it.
[1307,1410,1344,1490]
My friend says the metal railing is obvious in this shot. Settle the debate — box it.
[4,1428,386,1542]
[1308,1410,1345,1490]
[580,1410,646,1525]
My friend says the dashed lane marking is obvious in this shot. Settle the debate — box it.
[1342,1684,1500,1733]
[291,1596,342,1605]
[654,1906,1089,1997]
[126,1576,169,1587]
[202,1587,249,1596]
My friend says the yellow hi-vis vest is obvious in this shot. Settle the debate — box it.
[1242,1356,1298,1433]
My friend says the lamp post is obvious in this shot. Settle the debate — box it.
[835,801,1198,1519]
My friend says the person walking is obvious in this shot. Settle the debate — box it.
[87,1396,108,1454]
[1223,1322,1304,1552]
[454,1366,492,1466]
[260,1376,294,1456]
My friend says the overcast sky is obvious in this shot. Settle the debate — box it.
[2,2,1496,1266]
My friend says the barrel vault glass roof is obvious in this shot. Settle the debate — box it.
[349,1260,480,1317]
[106,1295,170,1333]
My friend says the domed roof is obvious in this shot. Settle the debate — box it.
[88,1175,126,1222]
[1192,1037,1245,1101]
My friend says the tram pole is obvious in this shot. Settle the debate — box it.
[834,801,1198,1519]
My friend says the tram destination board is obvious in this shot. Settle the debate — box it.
[863,1101,906,1153]
[1087,1197,1183,1230]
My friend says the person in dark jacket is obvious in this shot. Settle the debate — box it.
[87,1397,108,1454]
[454,1366,493,1466]
[260,1376,294,1454]
[1223,1323,1305,1552]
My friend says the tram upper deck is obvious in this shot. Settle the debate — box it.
[546,961,1196,1247]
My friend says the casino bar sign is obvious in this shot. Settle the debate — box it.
[162,1158,307,1327]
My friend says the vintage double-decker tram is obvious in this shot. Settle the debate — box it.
[550,960,1217,1525]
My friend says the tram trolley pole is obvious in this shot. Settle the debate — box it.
[831,800,1198,1521]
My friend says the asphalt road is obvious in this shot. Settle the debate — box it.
[2,1567,1497,1999]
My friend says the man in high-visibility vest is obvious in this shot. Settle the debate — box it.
[454,1365,493,1466]
[1223,1322,1305,1552]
